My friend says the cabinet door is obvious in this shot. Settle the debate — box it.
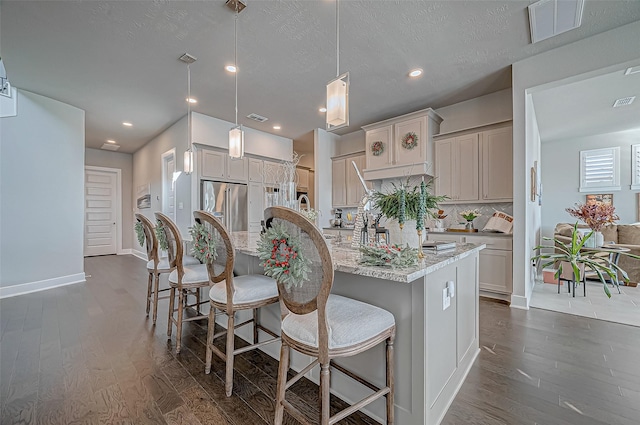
[201,150,226,179]
[226,156,248,182]
[263,161,278,186]
[248,181,264,229]
[479,249,513,294]
[395,116,426,167]
[481,127,512,201]
[332,159,347,207]
[296,168,309,190]
[248,158,263,182]
[455,134,479,201]
[346,155,364,206]
[434,139,454,199]
[365,125,393,170]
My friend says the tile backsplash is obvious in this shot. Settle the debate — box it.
[429,203,513,230]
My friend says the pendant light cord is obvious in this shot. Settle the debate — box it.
[187,63,191,150]
[234,7,239,126]
[336,0,339,78]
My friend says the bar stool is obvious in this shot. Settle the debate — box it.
[155,212,210,354]
[193,210,281,397]
[264,206,396,425]
[135,213,199,324]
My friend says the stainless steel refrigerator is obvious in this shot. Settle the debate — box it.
[201,180,248,232]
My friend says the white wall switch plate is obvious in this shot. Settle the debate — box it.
[447,280,455,298]
[178,202,184,209]
[442,288,451,310]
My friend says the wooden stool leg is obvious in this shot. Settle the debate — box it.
[205,305,215,374]
[146,272,153,316]
[152,273,160,325]
[320,362,330,425]
[176,290,185,353]
[386,337,395,425]
[253,309,259,344]
[225,313,235,397]
[167,287,176,337]
[196,288,201,315]
[274,342,290,425]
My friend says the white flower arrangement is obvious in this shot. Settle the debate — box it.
[459,209,481,221]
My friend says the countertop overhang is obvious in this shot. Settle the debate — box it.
[230,231,485,284]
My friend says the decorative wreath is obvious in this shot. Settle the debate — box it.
[189,222,220,264]
[135,222,146,247]
[155,221,169,251]
[371,140,384,156]
[401,132,418,150]
[257,221,311,290]
[359,243,419,268]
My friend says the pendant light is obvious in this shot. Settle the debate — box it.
[326,0,349,131]
[179,53,197,174]
[228,0,245,159]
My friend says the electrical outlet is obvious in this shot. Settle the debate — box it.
[442,288,451,310]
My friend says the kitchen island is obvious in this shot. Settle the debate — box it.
[228,232,484,425]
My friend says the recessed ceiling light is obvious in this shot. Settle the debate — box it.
[186,97,197,104]
[225,65,237,73]
[319,107,327,113]
[122,122,133,127]
[273,125,281,130]
[409,68,423,78]
[106,139,117,144]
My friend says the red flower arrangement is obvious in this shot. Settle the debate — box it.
[566,202,619,232]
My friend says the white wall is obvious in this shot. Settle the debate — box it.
[0,89,85,295]
[511,20,640,309]
[541,129,640,240]
[314,128,339,228]
[436,88,512,134]
[85,148,134,250]
[336,129,365,156]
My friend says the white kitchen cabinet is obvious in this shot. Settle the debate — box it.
[200,149,248,182]
[332,158,347,207]
[362,108,442,180]
[296,167,309,190]
[248,181,264,232]
[346,155,369,206]
[481,127,513,201]
[426,233,513,297]
[434,124,512,204]
[248,158,263,183]
[264,160,284,187]
[434,134,479,202]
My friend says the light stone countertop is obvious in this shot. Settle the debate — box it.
[230,231,485,284]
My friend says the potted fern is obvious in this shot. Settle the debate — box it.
[531,222,639,298]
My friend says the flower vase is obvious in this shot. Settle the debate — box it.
[594,231,604,247]
[278,182,297,210]
[384,218,422,248]
[465,220,474,230]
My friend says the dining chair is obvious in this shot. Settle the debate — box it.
[264,206,396,425]
[193,210,280,397]
[135,213,200,324]
[155,212,210,353]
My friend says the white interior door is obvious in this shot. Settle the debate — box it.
[162,150,176,221]
[84,168,118,256]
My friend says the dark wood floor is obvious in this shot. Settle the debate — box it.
[1,255,639,425]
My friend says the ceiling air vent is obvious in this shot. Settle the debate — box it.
[528,0,584,44]
[101,143,120,151]
[613,96,636,108]
[246,113,268,123]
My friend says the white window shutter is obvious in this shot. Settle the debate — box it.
[579,147,620,192]
[631,144,640,190]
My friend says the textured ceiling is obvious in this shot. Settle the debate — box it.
[2,1,640,153]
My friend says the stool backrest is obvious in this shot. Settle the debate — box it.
[155,212,183,276]
[135,213,157,265]
[193,211,235,308]
[263,206,334,317]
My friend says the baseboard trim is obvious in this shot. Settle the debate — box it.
[0,272,86,299]
[118,248,133,255]
[131,249,148,261]
[510,294,530,310]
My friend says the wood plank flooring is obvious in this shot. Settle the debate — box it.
[2,254,640,425]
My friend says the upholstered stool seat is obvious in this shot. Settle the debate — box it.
[282,294,395,350]
[169,263,209,286]
[148,255,199,272]
[209,274,278,305]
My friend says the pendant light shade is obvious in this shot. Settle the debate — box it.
[179,53,197,174]
[326,72,349,128]
[229,126,244,159]
[326,0,349,131]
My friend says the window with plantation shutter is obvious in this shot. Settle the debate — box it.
[579,147,620,192]
[631,145,640,190]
